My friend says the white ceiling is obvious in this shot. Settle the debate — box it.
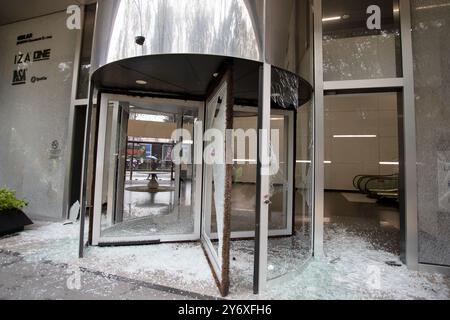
[0,0,96,26]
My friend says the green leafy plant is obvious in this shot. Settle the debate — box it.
[0,188,28,212]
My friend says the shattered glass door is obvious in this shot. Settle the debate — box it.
[201,71,233,297]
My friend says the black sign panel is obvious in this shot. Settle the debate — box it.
[16,33,52,45]
[14,49,51,64]
[12,69,27,86]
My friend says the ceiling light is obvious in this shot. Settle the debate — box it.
[322,16,342,22]
[333,135,377,138]
[296,160,332,164]
[136,80,147,85]
[416,4,450,10]
[379,161,399,165]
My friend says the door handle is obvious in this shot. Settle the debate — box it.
[263,194,271,205]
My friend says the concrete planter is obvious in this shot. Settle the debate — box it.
[0,209,33,236]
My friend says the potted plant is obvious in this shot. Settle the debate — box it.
[0,188,33,236]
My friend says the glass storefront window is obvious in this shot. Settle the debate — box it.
[322,0,402,81]
[411,0,450,266]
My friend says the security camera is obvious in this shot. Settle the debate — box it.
[135,36,146,46]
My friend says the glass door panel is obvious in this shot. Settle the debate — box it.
[227,107,293,237]
[265,65,314,283]
[93,94,202,245]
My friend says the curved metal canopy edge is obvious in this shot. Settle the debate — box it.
[92,53,312,108]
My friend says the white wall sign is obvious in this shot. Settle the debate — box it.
[367,5,382,30]
[0,11,77,219]
[66,5,81,30]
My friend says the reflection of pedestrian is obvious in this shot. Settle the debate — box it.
[165,146,173,162]
[150,157,160,171]
[148,157,161,190]
[126,158,139,170]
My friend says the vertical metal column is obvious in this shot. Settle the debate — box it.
[254,62,271,294]
[91,95,109,246]
[174,115,183,206]
[312,0,325,257]
[129,142,134,181]
[399,0,418,269]
[106,104,120,226]
[64,5,85,220]
[78,82,95,258]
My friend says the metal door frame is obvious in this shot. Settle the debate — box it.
[200,69,234,297]
[312,0,419,269]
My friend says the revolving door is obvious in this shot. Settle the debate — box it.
[80,54,312,296]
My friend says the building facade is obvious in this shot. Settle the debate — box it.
[0,0,449,295]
